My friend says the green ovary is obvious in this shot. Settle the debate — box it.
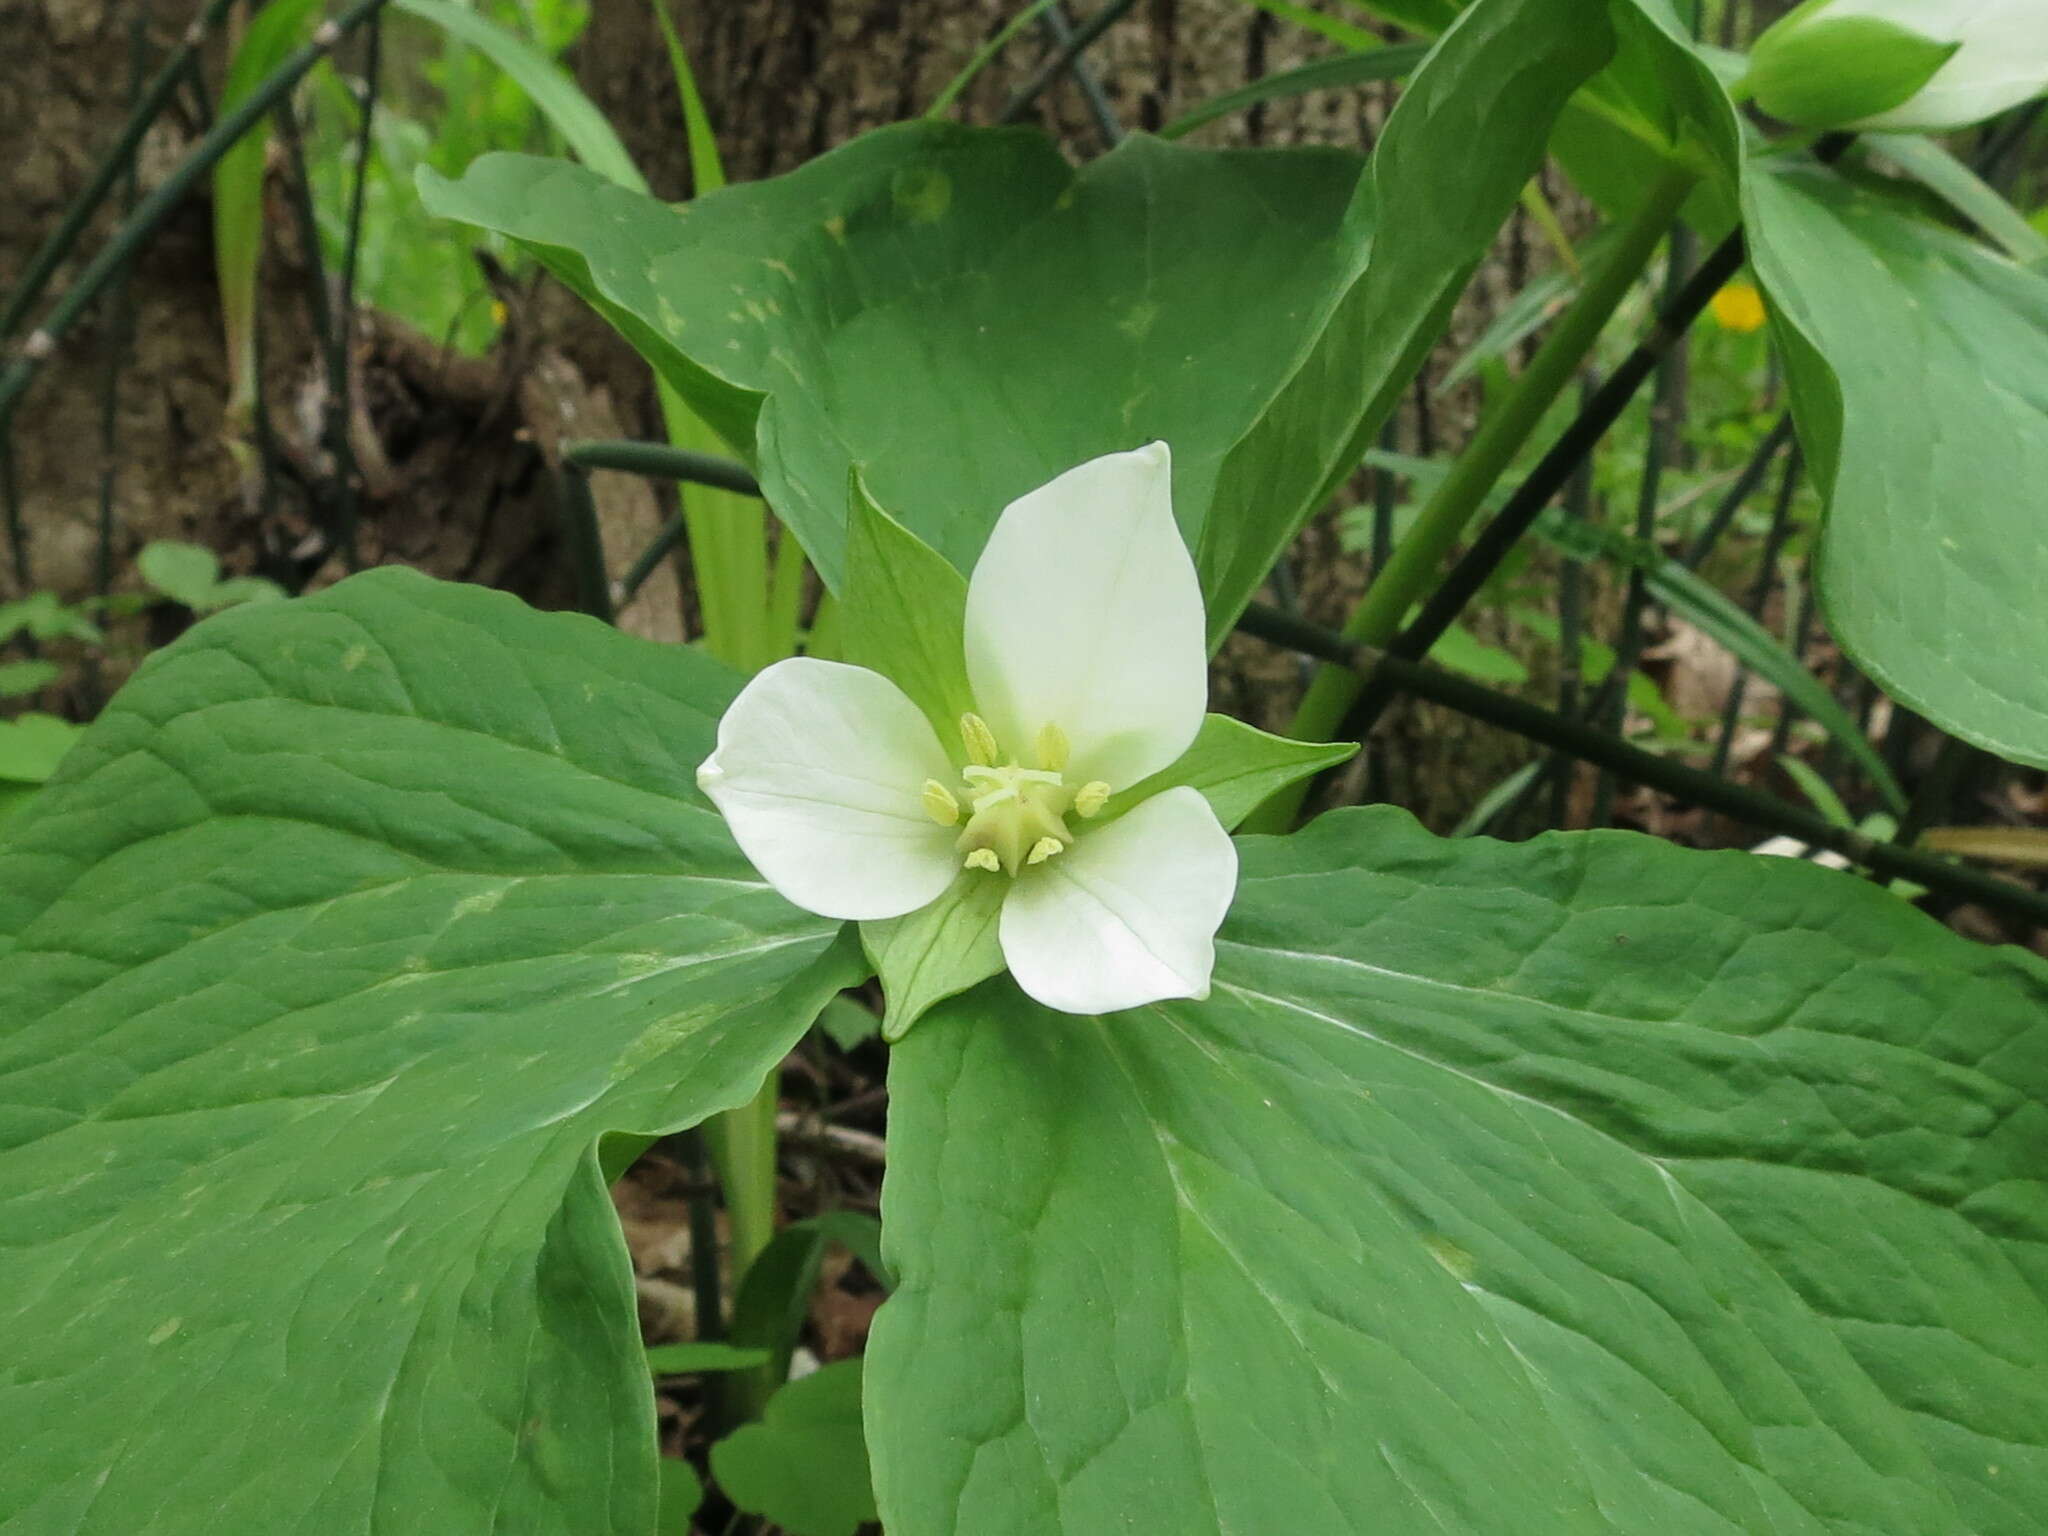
[921,714,1110,876]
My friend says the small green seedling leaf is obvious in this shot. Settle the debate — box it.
[137,541,285,612]
[861,872,1006,1042]
[655,1456,704,1533]
[0,660,59,698]
[0,591,103,645]
[841,471,975,740]
[1107,713,1355,831]
[644,1342,772,1376]
[1428,624,1529,686]
[711,1360,876,1536]
[0,713,84,783]
[136,540,222,607]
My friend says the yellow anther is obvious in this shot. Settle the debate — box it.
[960,712,1000,766]
[1074,781,1111,818]
[1035,722,1070,773]
[963,847,1001,873]
[1025,836,1064,866]
[921,779,961,827]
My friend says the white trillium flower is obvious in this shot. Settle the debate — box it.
[696,443,1238,1017]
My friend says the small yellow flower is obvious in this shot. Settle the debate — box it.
[1710,281,1768,334]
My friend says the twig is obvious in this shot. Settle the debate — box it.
[616,515,683,608]
[998,0,1137,130]
[0,0,397,435]
[1595,224,1695,825]
[775,1111,886,1167]
[1682,413,1794,568]
[1235,602,2048,928]
[561,439,762,494]
[0,0,243,343]
[1709,440,1803,780]
[1330,134,1856,752]
[554,466,613,623]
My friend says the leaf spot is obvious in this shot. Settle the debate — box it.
[890,166,951,224]
[147,1317,181,1346]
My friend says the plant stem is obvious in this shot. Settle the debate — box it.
[1594,222,1694,826]
[1235,602,2048,928]
[1282,132,1860,808]
[997,0,1137,130]
[555,466,614,624]
[925,0,1064,119]
[1245,163,1697,833]
[703,1075,780,1422]
[561,438,762,494]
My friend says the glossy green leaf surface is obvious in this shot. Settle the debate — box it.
[422,0,1612,637]
[0,570,855,1535]
[421,125,1364,601]
[1746,162,2048,767]
[870,807,2048,1534]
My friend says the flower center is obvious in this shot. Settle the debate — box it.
[920,714,1111,876]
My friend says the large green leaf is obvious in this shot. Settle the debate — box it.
[420,125,1363,601]
[1745,162,2048,768]
[870,807,2048,1533]
[0,570,855,1535]
[420,0,1615,638]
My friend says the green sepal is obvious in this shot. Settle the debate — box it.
[1745,6,1959,128]
[861,871,1007,1043]
[1105,713,1356,831]
[840,469,974,747]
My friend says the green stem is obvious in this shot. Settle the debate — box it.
[1243,162,1697,834]
[703,1075,780,1422]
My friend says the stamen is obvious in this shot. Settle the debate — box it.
[1035,722,1070,773]
[921,779,961,826]
[960,712,1000,767]
[963,847,1001,872]
[1025,836,1064,866]
[1074,781,1111,818]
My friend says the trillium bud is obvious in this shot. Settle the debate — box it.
[1745,0,2048,133]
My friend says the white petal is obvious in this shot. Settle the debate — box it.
[964,442,1208,788]
[998,786,1237,1015]
[1833,0,2048,129]
[697,658,958,921]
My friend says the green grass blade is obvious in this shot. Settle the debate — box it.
[651,0,726,193]
[1158,42,1427,139]
[926,0,1064,119]
[1865,133,2048,266]
[393,0,645,193]
[213,0,323,422]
